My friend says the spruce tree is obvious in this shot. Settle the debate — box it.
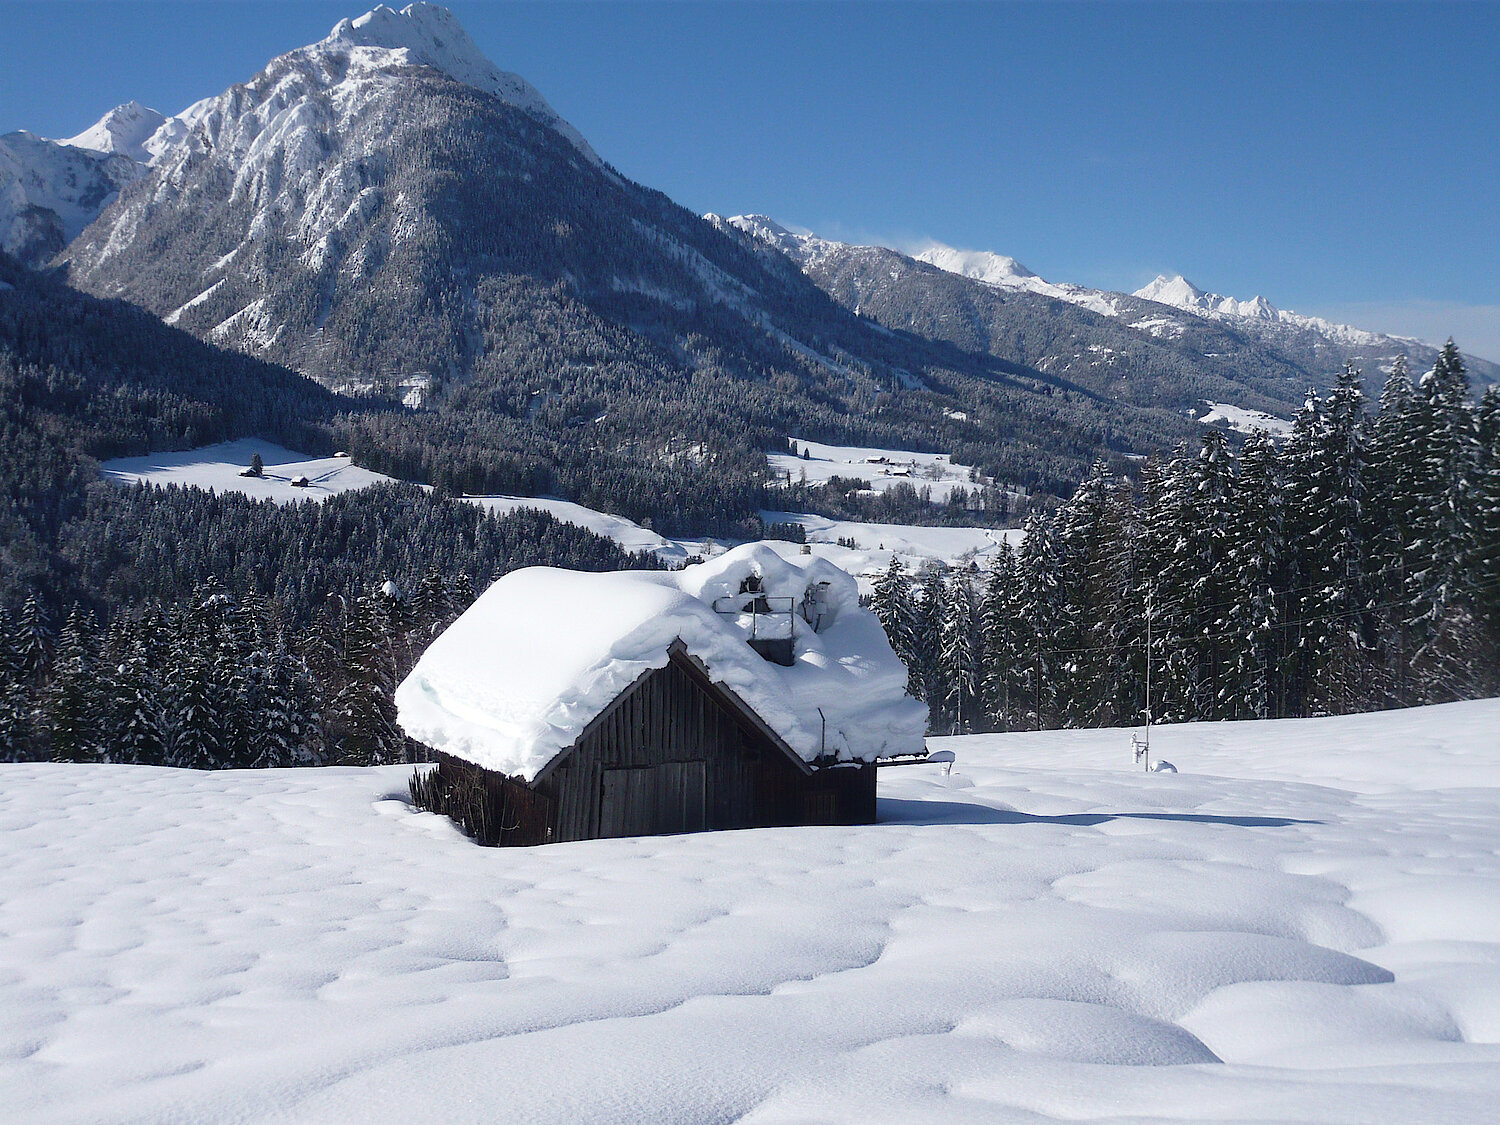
[45,609,97,762]
[1015,512,1062,728]
[939,572,982,733]
[15,593,51,681]
[1304,365,1375,713]
[1470,386,1500,672]
[111,647,165,765]
[912,569,951,729]
[1406,341,1482,699]
[1222,431,1285,718]
[335,590,406,765]
[1050,461,1130,726]
[871,556,919,689]
[980,542,1025,731]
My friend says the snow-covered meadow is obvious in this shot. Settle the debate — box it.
[3,699,1499,1123]
[99,443,1020,580]
[767,438,982,502]
[100,439,400,502]
[1200,402,1294,437]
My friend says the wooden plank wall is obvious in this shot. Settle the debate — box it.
[540,659,770,842]
[536,660,879,840]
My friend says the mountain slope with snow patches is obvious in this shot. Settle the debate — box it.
[0,131,142,266]
[716,214,1317,413]
[3,699,1499,1122]
[1134,273,1422,350]
[49,7,1183,498]
[721,215,1499,396]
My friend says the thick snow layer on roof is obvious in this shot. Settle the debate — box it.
[395,543,927,779]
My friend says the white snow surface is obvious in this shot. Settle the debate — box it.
[769,437,982,503]
[1201,401,1295,436]
[5,699,1500,1123]
[394,544,928,778]
[60,100,167,164]
[99,439,400,502]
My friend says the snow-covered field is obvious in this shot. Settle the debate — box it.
[768,438,982,502]
[4,699,1499,1123]
[466,494,707,562]
[98,440,1017,579]
[1201,402,1294,437]
[100,439,399,502]
[761,510,1023,578]
[468,499,1019,580]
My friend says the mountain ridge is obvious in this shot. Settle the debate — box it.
[720,216,1498,388]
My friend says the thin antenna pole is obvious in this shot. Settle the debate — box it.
[1143,588,1152,772]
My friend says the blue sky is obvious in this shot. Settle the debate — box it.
[4,1,1497,360]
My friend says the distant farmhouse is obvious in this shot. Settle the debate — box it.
[396,545,928,845]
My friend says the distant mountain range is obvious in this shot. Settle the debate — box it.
[0,1,1492,513]
[717,217,1498,397]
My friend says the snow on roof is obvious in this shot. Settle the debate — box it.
[395,543,927,780]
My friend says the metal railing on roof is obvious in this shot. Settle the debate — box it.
[710,594,795,640]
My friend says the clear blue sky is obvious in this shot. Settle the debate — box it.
[4,1,1497,360]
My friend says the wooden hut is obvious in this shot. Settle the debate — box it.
[397,545,927,845]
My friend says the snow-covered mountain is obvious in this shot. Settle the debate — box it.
[1,3,598,273]
[1133,274,1414,350]
[124,1,598,168]
[721,217,1498,390]
[0,130,142,266]
[914,244,1125,320]
[714,215,1320,414]
[59,2,634,375]
[61,100,167,164]
[47,1,1187,500]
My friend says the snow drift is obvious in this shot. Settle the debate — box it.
[5,699,1500,1124]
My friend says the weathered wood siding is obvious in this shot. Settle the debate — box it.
[417,754,555,847]
[536,656,777,841]
[422,648,880,845]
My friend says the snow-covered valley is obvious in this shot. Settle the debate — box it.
[100,439,401,503]
[100,442,1020,581]
[3,699,1498,1123]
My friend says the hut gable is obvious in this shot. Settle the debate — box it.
[395,544,927,785]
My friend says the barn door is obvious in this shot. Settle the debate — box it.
[599,761,707,838]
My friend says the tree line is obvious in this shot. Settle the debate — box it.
[1,496,661,766]
[874,344,1500,733]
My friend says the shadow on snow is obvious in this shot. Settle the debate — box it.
[877,798,1320,829]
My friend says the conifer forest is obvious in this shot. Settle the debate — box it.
[872,346,1500,734]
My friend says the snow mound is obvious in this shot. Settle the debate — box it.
[395,543,928,778]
